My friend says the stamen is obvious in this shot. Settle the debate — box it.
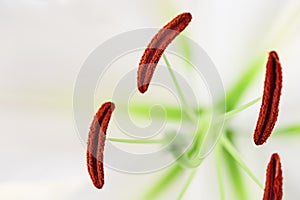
[86,102,115,189]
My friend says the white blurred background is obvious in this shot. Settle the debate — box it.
[1,0,300,199]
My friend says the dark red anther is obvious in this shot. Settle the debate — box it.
[254,51,282,145]
[137,12,192,93]
[86,102,115,189]
[262,153,283,200]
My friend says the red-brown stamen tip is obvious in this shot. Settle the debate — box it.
[254,51,282,145]
[262,153,283,200]
[86,102,115,189]
[137,12,192,93]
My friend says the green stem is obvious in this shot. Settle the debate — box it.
[142,163,184,199]
[163,54,188,108]
[186,122,204,157]
[220,136,264,189]
[177,154,203,168]
[221,132,248,200]
[190,114,210,159]
[219,57,265,112]
[177,113,209,169]
[107,138,163,144]
[177,169,197,200]
[163,54,196,121]
[224,97,261,120]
